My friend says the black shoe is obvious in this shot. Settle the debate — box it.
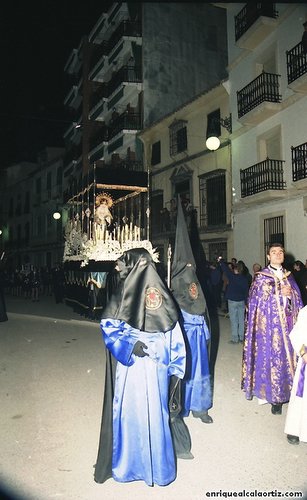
[287,434,299,445]
[192,410,213,424]
[200,413,213,424]
[271,404,282,415]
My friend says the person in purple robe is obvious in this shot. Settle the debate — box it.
[242,242,303,415]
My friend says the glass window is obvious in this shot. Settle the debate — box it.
[169,120,187,156]
[207,109,221,139]
[199,170,226,228]
[151,141,161,166]
[263,215,284,258]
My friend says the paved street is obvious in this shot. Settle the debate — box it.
[0,294,306,500]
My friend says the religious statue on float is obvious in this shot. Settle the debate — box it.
[95,193,113,226]
[93,193,113,243]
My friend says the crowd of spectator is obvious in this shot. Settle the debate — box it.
[1,265,65,303]
[208,254,307,315]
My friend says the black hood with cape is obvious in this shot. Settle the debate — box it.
[94,248,182,483]
[101,247,179,332]
[171,196,208,317]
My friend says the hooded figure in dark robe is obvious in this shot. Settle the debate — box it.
[171,197,213,424]
[94,248,186,487]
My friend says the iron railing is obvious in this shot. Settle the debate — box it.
[108,112,142,140]
[89,66,142,110]
[90,40,109,72]
[107,20,142,54]
[89,82,109,110]
[237,71,281,118]
[89,125,109,151]
[292,141,307,182]
[107,65,142,97]
[240,158,286,198]
[286,42,307,84]
[89,21,141,72]
[235,2,278,42]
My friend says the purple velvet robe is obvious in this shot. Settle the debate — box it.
[242,266,303,404]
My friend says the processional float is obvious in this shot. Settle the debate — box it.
[62,163,158,317]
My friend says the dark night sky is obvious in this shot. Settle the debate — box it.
[1,0,112,168]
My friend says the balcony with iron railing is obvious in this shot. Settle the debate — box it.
[89,65,142,115]
[88,123,109,152]
[107,20,142,55]
[89,40,109,73]
[287,42,307,93]
[107,65,142,98]
[89,82,109,110]
[292,141,307,186]
[240,158,286,200]
[108,111,142,141]
[235,3,278,50]
[64,85,82,110]
[237,71,282,125]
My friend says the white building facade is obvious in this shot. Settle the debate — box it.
[139,81,233,265]
[225,2,307,270]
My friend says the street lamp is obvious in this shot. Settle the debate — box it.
[53,210,61,220]
[206,114,232,151]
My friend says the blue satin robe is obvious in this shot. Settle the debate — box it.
[180,309,212,416]
[100,318,186,487]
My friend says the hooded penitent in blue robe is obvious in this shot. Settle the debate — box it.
[94,248,186,487]
[171,197,212,417]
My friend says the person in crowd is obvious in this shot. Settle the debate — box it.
[160,207,170,231]
[22,271,31,299]
[41,266,53,296]
[94,248,186,487]
[171,197,213,425]
[284,305,307,444]
[221,262,234,314]
[209,261,223,309]
[29,267,41,302]
[218,258,249,343]
[238,260,252,288]
[242,242,303,415]
[252,262,262,276]
[292,260,307,306]
[52,264,65,304]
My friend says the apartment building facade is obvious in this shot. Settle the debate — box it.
[139,81,233,265]
[224,2,307,270]
[62,2,228,200]
[0,148,65,270]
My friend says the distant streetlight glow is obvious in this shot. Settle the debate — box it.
[53,211,61,220]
